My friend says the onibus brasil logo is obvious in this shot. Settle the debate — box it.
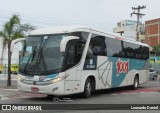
[116,59,129,76]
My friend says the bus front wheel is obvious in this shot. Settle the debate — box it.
[83,78,92,98]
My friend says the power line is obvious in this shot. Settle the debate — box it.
[0,9,112,25]
[0,11,113,31]
[0,10,113,26]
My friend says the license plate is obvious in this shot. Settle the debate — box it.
[31,87,39,91]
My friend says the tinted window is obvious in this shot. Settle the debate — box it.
[63,32,89,70]
[142,46,149,60]
[113,40,125,57]
[106,38,125,58]
[88,34,107,56]
[124,42,135,58]
[105,37,116,57]
[105,36,149,60]
[71,32,89,41]
[135,45,142,59]
[65,40,85,69]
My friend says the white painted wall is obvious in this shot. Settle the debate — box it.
[123,25,136,41]
[0,37,21,64]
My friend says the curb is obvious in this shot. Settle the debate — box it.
[0,95,9,101]
[0,75,17,80]
[0,86,17,89]
[0,78,17,80]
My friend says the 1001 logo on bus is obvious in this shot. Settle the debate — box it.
[116,59,129,76]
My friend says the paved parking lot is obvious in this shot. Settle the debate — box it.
[0,78,160,113]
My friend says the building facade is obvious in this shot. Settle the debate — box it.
[0,37,20,64]
[113,20,145,42]
[145,18,160,46]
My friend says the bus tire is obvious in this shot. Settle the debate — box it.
[83,78,92,98]
[47,94,54,98]
[153,75,157,81]
[132,76,139,90]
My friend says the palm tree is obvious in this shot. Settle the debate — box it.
[0,14,35,86]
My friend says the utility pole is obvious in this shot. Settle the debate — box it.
[131,5,146,41]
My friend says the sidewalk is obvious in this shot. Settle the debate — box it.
[0,86,21,101]
[0,74,17,80]
[158,75,160,79]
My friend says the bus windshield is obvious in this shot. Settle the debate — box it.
[19,34,68,75]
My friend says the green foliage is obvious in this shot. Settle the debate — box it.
[0,14,35,86]
[0,14,35,43]
[152,44,160,56]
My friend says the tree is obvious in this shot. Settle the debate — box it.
[152,44,160,56]
[0,14,35,86]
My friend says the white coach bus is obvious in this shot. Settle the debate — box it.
[17,26,149,98]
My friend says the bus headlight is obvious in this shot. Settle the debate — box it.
[17,75,23,81]
[52,76,65,83]
[52,77,61,83]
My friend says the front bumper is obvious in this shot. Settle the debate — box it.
[17,80,65,96]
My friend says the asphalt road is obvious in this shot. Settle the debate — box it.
[0,79,160,113]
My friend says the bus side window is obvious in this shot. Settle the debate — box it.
[65,40,85,69]
[105,37,116,57]
[123,42,135,58]
[87,34,107,58]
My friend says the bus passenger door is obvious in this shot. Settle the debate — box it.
[64,40,85,94]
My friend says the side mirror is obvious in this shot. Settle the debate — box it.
[60,36,80,52]
[10,38,26,53]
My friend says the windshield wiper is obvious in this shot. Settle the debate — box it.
[23,46,37,72]
[37,46,48,71]
[36,37,46,64]
[37,47,43,64]
[31,47,36,62]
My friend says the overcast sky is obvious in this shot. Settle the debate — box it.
[0,0,160,63]
[0,0,159,32]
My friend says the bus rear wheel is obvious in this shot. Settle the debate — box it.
[83,78,92,98]
[153,75,157,81]
[132,76,139,90]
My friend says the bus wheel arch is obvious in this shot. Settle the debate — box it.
[83,75,96,98]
